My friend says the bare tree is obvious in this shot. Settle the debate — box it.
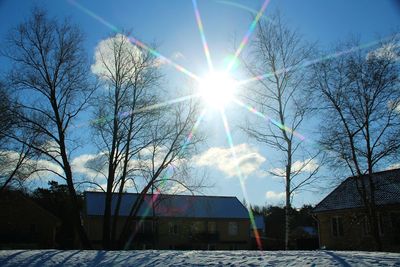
[90,33,205,249]
[241,13,319,249]
[90,33,162,249]
[117,99,203,249]
[309,36,400,250]
[0,83,39,192]
[1,8,96,248]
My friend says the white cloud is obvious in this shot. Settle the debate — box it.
[71,153,106,179]
[367,43,399,61]
[91,34,148,81]
[387,100,400,113]
[270,158,319,177]
[193,143,265,178]
[266,191,285,201]
[0,150,64,178]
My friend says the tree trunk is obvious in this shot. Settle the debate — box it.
[367,173,382,251]
[51,93,91,249]
[285,164,291,250]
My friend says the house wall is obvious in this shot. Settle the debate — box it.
[316,206,400,252]
[0,194,60,248]
[84,216,251,250]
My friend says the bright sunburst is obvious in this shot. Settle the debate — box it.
[198,71,237,109]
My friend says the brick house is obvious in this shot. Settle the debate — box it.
[83,192,251,250]
[313,169,400,252]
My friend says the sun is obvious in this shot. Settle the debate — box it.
[198,71,238,109]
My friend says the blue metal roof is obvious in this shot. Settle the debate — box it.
[85,192,250,219]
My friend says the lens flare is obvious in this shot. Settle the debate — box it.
[68,0,200,82]
[124,109,206,249]
[192,0,214,71]
[199,72,237,109]
[233,98,306,141]
[220,110,263,250]
[217,0,275,25]
[226,0,271,72]
[238,33,400,86]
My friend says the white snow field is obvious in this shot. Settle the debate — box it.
[0,250,399,266]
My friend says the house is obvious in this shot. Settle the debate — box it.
[83,191,252,250]
[0,190,61,248]
[313,169,400,252]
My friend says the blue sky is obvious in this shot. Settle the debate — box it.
[1,0,399,207]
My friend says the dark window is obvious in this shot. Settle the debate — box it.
[208,221,216,233]
[144,221,153,233]
[331,217,343,237]
[378,213,384,235]
[362,217,371,236]
[169,223,178,235]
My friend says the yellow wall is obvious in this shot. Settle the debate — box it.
[84,216,251,250]
[316,207,400,252]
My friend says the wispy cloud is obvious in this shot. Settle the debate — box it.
[270,158,319,178]
[367,42,399,61]
[71,153,106,179]
[265,191,285,201]
[193,143,265,178]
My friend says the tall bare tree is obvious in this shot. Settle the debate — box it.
[90,33,162,249]
[241,13,319,249]
[90,33,204,249]
[309,37,400,250]
[117,99,203,249]
[1,8,96,248]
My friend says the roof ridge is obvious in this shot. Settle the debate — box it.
[84,191,238,199]
[314,168,400,213]
[347,168,400,179]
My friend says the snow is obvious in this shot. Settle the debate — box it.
[0,250,399,266]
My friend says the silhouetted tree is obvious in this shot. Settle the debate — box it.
[1,8,96,248]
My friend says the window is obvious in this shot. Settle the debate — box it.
[208,222,216,233]
[363,214,384,236]
[137,220,154,233]
[228,222,238,236]
[331,217,343,237]
[191,221,202,234]
[143,221,153,233]
[362,216,371,236]
[378,213,384,235]
[169,222,178,235]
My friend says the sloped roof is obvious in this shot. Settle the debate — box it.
[85,191,249,219]
[313,168,400,213]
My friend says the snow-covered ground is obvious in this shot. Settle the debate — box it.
[0,250,399,266]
